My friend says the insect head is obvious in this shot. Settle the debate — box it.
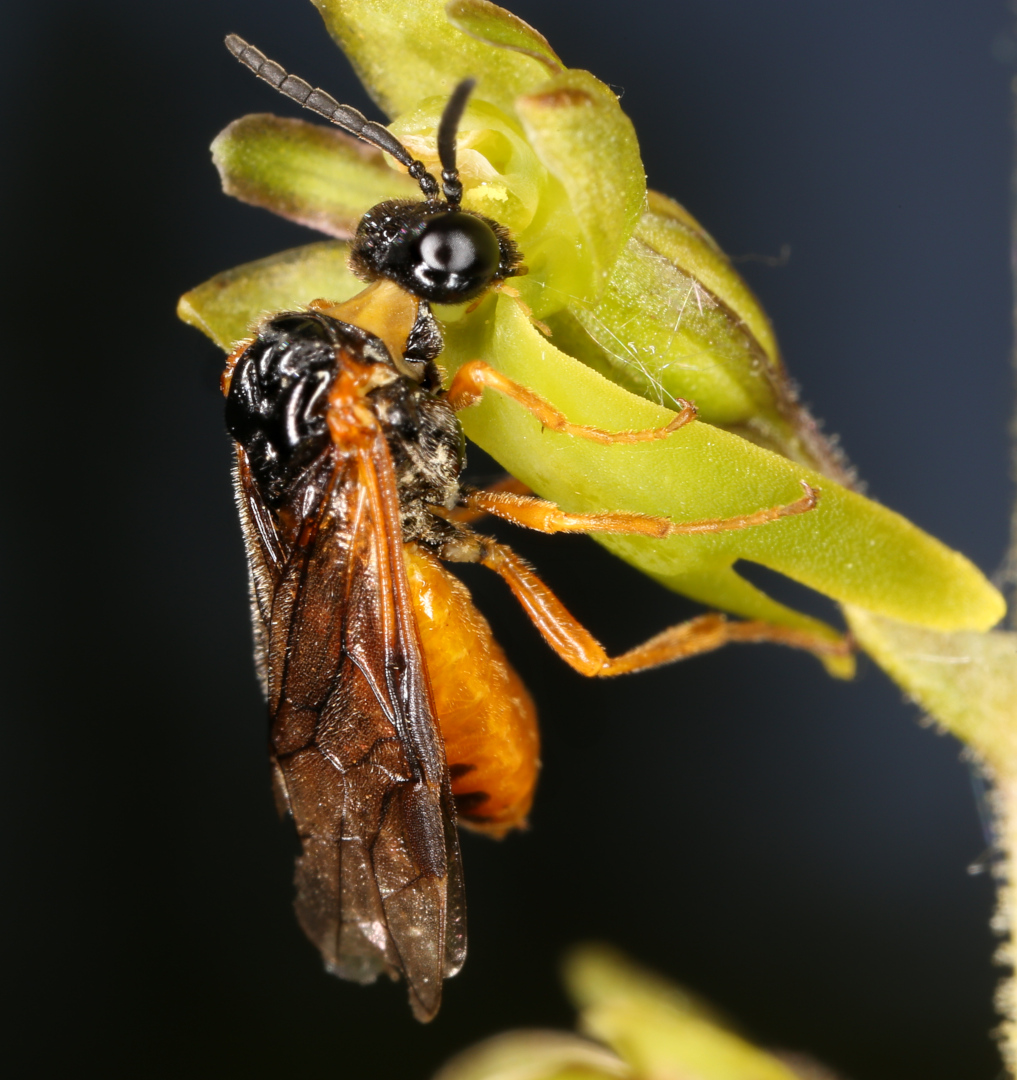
[226,35,522,303]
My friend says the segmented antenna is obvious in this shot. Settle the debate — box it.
[225,34,441,201]
[436,79,475,207]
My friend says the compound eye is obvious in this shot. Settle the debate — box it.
[419,215,497,273]
[412,212,501,301]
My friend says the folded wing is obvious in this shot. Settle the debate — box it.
[233,428,465,1021]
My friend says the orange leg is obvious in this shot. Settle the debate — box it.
[461,482,818,538]
[440,363,840,669]
[443,476,533,526]
[475,541,849,676]
[444,360,697,445]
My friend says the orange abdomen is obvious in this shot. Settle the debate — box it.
[403,543,539,837]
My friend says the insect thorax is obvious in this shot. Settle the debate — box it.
[225,309,463,547]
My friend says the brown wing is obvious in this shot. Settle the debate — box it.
[233,431,466,1021]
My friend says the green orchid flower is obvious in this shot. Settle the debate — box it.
[178,0,1004,679]
[178,0,1017,1059]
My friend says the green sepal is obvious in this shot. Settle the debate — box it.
[311,0,549,117]
[176,240,361,350]
[567,231,765,425]
[211,114,417,238]
[445,0,564,73]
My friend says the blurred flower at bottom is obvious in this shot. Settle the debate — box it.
[433,945,841,1080]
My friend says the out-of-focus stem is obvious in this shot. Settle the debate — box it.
[995,775,1017,1073]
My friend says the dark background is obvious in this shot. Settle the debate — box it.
[2,1,1014,1078]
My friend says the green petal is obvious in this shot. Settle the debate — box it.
[433,1031,629,1080]
[442,297,1005,638]
[312,0,549,117]
[516,70,645,301]
[212,114,417,237]
[845,608,1017,773]
[177,241,361,350]
[564,946,805,1080]
[445,0,563,73]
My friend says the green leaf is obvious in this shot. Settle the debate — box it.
[212,114,417,237]
[516,70,645,300]
[441,297,1005,640]
[177,240,361,350]
[311,0,549,117]
[845,608,1017,774]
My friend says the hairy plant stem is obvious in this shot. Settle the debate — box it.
[994,776,1017,1072]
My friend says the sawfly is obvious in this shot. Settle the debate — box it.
[221,34,848,1020]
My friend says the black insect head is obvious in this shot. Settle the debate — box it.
[226,34,523,303]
